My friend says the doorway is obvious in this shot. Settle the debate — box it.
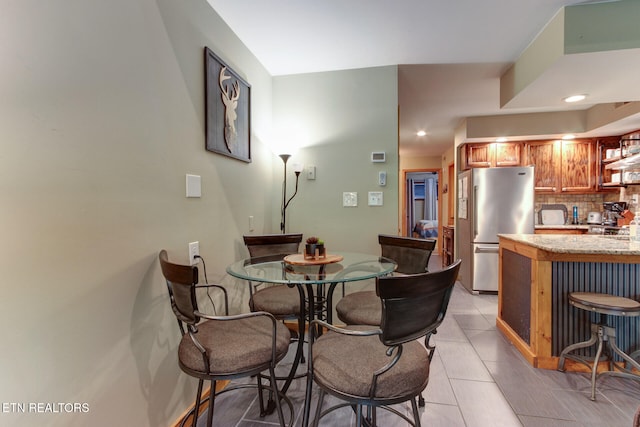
[403,170,440,239]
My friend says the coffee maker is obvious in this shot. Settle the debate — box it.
[602,201,627,226]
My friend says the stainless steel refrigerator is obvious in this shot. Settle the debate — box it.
[457,166,534,292]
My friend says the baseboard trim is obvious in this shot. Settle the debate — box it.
[170,380,229,427]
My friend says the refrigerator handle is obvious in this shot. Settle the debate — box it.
[473,185,478,240]
[475,246,500,253]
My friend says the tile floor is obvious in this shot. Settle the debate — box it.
[198,255,640,427]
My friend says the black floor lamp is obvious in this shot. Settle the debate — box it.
[279,153,303,233]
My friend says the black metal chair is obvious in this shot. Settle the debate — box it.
[159,250,293,427]
[306,260,461,427]
[335,234,437,326]
[243,234,304,321]
[243,233,306,388]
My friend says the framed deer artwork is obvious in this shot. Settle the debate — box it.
[204,47,251,163]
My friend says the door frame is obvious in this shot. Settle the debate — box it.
[401,168,442,243]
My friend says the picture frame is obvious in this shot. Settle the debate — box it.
[204,47,251,163]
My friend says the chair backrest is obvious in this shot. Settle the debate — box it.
[378,234,436,274]
[243,233,303,257]
[159,250,200,328]
[377,259,461,346]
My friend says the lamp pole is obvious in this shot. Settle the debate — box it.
[279,153,301,234]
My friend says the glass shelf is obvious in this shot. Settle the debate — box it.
[605,152,640,170]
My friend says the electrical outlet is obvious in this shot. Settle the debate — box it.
[307,165,316,180]
[188,241,199,266]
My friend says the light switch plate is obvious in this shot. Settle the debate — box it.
[343,192,358,207]
[186,174,201,198]
[368,191,383,206]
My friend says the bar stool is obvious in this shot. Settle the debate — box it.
[557,292,640,400]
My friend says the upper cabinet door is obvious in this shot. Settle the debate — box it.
[494,143,521,167]
[465,144,493,168]
[560,140,595,192]
[461,142,521,169]
[525,141,560,192]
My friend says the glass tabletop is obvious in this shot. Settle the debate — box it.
[226,251,397,285]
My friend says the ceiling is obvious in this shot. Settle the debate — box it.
[206,0,640,157]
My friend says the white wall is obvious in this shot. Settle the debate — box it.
[0,1,401,426]
[0,0,276,425]
[272,67,399,253]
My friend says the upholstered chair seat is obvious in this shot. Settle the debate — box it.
[312,326,429,399]
[334,291,381,326]
[178,316,291,376]
[335,235,436,327]
[249,285,301,317]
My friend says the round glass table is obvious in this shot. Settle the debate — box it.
[227,252,396,426]
[227,251,396,285]
[227,251,396,326]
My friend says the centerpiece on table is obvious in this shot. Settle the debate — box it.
[304,236,326,259]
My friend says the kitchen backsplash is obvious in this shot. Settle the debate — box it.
[535,186,640,224]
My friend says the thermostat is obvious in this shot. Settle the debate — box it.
[371,152,386,163]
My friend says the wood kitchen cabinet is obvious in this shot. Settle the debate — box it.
[534,227,588,235]
[560,139,595,192]
[442,226,454,267]
[524,139,596,193]
[525,141,558,192]
[461,142,521,169]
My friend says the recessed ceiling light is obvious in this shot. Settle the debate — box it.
[563,94,587,103]
[416,130,426,137]
[495,137,507,143]
[562,134,575,140]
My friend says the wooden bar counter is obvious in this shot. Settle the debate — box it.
[497,234,640,371]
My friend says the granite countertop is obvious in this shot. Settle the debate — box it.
[499,233,640,255]
[534,224,590,230]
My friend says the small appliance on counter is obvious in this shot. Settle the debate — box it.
[538,204,568,225]
[587,211,602,225]
[603,201,627,226]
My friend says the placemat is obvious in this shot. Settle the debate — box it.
[283,254,343,266]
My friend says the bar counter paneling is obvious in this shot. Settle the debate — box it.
[497,234,640,371]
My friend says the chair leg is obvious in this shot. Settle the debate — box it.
[206,380,215,427]
[268,365,287,427]
[302,365,315,427]
[190,379,204,427]
[590,326,606,401]
[257,372,265,415]
[411,397,422,427]
[298,315,306,364]
[557,323,600,371]
[609,334,640,373]
[312,388,326,427]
